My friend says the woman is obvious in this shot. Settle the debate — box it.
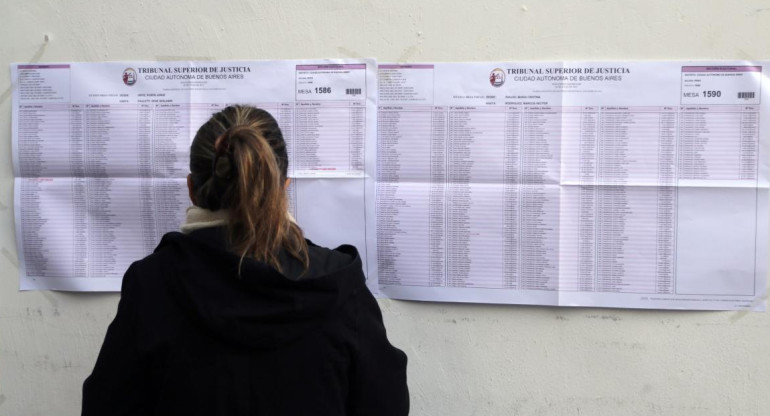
[82,105,409,415]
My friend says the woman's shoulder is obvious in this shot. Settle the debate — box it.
[279,240,361,281]
[121,231,216,284]
[308,240,359,274]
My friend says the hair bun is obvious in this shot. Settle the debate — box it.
[212,154,233,179]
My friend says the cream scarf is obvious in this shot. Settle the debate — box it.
[180,206,297,234]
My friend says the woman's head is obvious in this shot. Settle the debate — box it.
[189,105,307,272]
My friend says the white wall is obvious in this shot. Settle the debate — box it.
[1,1,769,415]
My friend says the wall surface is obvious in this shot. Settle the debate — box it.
[2,1,769,415]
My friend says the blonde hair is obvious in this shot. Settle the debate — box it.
[189,105,308,273]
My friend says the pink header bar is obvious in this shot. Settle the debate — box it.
[379,64,435,69]
[296,64,366,70]
[682,66,762,73]
[17,64,70,69]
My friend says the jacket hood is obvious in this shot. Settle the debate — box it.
[155,227,364,349]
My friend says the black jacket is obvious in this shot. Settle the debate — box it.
[82,227,409,415]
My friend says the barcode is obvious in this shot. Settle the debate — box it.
[346,88,362,95]
[738,92,755,99]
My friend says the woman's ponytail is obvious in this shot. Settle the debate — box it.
[190,105,309,273]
